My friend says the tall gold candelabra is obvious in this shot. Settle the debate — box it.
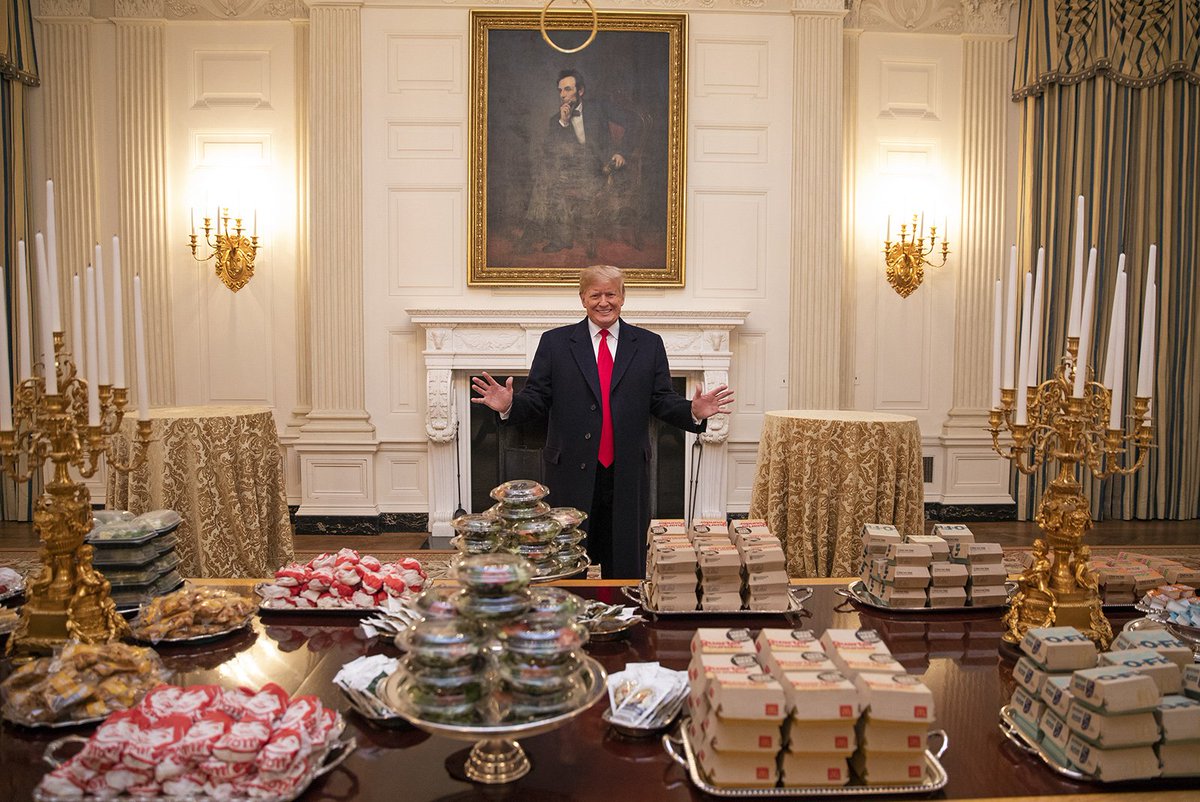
[188,208,259,293]
[883,216,950,298]
[3,334,152,656]
[988,339,1153,648]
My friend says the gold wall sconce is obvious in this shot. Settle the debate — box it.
[883,214,950,298]
[188,208,259,293]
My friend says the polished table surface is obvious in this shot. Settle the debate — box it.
[1,580,1193,801]
[750,410,925,578]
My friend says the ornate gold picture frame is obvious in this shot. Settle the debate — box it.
[468,10,687,286]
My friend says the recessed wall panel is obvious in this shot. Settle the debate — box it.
[388,330,420,413]
[388,187,461,292]
[193,51,271,109]
[735,332,766,413]
[387,121,463,159]
[693,190,766,294]
[879,60,938,120]
[387,35,463,93]
[695,39,768,97]
[694,125,768,163]
[873,282,932,409]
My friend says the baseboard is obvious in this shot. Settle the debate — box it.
[288,507,430,534]
[924,502,1016,522]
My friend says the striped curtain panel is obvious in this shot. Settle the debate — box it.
[1013,0,1200,521]
[1,0,38,521]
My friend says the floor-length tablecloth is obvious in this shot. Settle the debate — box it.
[107,405,294,578]
[749,409,924,577]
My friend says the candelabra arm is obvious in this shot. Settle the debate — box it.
[105,418,155,474]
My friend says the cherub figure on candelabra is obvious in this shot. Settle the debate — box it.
[1003,538,1056,637]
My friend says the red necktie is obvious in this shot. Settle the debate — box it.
[597,329,614,467]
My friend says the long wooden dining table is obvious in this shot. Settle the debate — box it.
[1,579,1193,801]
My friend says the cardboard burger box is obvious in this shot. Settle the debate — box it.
[648,541,698,573]
[1065,733,1161,781]
[880,564,931,589]
[768,651,838,675]
[932,523,975,547]
[968,584,1009,607]
[836,652,908,676]
[779,671,861,721]
[698,545,742,578]
[820,628,889,657]
[706,672,787,720]
[650,568,699,591]
[1041,708,1073,755]
[853,672,935,723]
[1066,703,1160,748]
[701,590,744,611]
[863,523,901,538]
[1156,741,1200,777]
[730,518,770,535]
[780,753,852,787]
[1010,685,1045,733]
[746,592,792,612]
[950,542,1004,564]
[649,584,697,612]
[1155,694,1200,741]
[1020,627,1099,671]
[647,518,687,537]
[699,704,784,752]
[737,533,782,554]
[694,742,777,787]
[1070,666,1161,714]
[1112,628,1193,669]
[878,587,928,609]
[690,518,730,540]
[855,715,929,752]
[927,587,967,608]
[784,719,857,755]
[692,628,756,656]
[885,543,933,567]
[965,563,1007,586]
[1164,565,1200,585]
[741,544,786,572]
[1096,566,1136,592]
[929,562,968,587]
[903,534,949,562]
[848,751,926,786]
[1099,648,1184,695]
[756,628,822,656]
[1040,675,1075,719]
[688,652,764,690]
[1186,664,1200,700]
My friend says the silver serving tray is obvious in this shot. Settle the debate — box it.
[622,583,813,618]
[530,556,591,584]
[35,725,356,802]
[3,712,108,731]
[664,718,949,796]
[339,685,410,728]
[255,582,391,616]
[128,619,252,646]
[998,704,1090,781]
[602,694,685,738]
[583,615,644,642]
[837,579,1014,613]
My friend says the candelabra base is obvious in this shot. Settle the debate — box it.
[1002,584,1112,648]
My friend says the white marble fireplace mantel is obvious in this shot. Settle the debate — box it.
[407,308,748,547]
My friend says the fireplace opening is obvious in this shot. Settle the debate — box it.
[468,374,687,515]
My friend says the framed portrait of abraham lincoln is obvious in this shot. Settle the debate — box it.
[468,10,686,286]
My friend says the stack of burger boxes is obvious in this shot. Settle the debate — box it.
[1081,551,1200,604]
[692,518,741,611]
[688,629,787,787]
[1064,661,1163,780]
[850,673,936,785]
[876,542,932,609]
[734,521,789,611]
[645,519,697,612]
[949,541,1007,607]
[931,523,976,550]
[910,534,969,608]
[1010,626,1098,759]
[859,524,902,587]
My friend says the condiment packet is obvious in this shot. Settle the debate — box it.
[333,655,399,694]
[606,663,688,728]
[360,608,421,640]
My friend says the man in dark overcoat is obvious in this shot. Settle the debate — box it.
[471,265,734,578]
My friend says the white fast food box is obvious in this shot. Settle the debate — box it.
[694,742,777,787]
[835,652,907,677]
[784,719,857,754]
[1070,666,1160,713]
[1156,741,1200,777]
[929,562,968,587]
[927,587,967,608]
[965,563,1007,586]
[1011,685,1044,728]
[756,628,822,655]
[848,751,926,786]
[1065,733,1161,781]
[932,524,975,546]
[854,673,934,723]
[1185,664,1200,699]
[691,628,756,655]
[968,584,1009,607]
[1111,629,1193,669]
[1066,704,1159,748]
[699,705,783,752]
[950,542,1003,564]
[880,564,931,589]
[862,523,900,538]
[700,590,744,611]
[780,753,851,787]
[1099,648,1184,695]
[779,671,861,721]
[706,672,787,720]
[647,519,687,536]
[1013,656,1050,695]
[1041,709,1072,754]
[903,535,949,562]
[769,651,837,675]
[1021,627,1098,671]
[688,652,764,690]
[885,543,933,567]
[1040,675,1075,719]
[820,628,889,656]
[1155,694,1200,741]
[856,716,928,753]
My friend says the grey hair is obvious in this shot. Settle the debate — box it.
[579,265,626,296]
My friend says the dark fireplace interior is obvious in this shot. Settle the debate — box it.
[468,374,687,515]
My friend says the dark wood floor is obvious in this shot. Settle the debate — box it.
[0,519,1196,551]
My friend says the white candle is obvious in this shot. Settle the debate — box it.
[1107,271,1128,430]
[1026,247,1046,387]
[1073,248,1098,397]
[45,180,62,333]
[1002,245,1018,389]
[84,267,100,426]
[1068,195,1084,338]
[111,236,126,388]
[34,235,57,395]
[1015,271,1033,425]
[190,208,196,237]
[71,274,83,377]
[1103,256,1127,387]
[16,241,31,381]
[133,275,150,421]
[0,266,12,430]
[93,244,110,386]
[990,279,1002,409]
[1136,245,1157,399]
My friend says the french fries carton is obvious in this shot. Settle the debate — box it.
[1040,675,1075,719]
[1156,741,1200,777]
[694,742,777,787]
[1070,666,1160,714]
[784,719,857,754]
[967,584,1009,607]
[848,751,926,786]
[779,671,860,721]
[692,628,756,656]
[885,543,932,567]
[931,523,975,547]
[950,542,1003,564]
[929,562,968,587]
[1020,627,1098,671]
[965,563,1007,586]
[927,587,967,608]
[1155,694,1200,741]
[1066,704,1160,748]
[1112,628,1193,669]
[903,534,949,562]
[1065,733,1161,781]
[699,704,784,752]
[853,673,934,723]
[855,716,928,752]
[1099,648,1183,695]
[780,753,852,786]
[706,671,787,720]
[880,564,931,589]
[647,518,687,537]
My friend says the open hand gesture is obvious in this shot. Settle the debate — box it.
[691,384,735,421]
[471,371,514,414]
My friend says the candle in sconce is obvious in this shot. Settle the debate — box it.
[886,214,891,242]
[190,208,196,237]
[16,241,31,381]
[1015,271,1033,426]
[1002,245,1018,389]
[1073,248,1098,398]
[0,266,12,431]
[1107,271,1128,430]
[132,275,150,421]
[45,180,62,333]
[84,267,100,427]
[34,234,58,395]
[93,244,110,386]
[1068,195,1085,339]
[990,279,1002,409]
[1135,245,1158,400]
[1026,247,1046,388]
[1103,255,1127,387]
[71,274,84,381]
[111,236,126,388]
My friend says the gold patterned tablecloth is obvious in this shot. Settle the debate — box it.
[749,410,924,578]
[107,405,295,578]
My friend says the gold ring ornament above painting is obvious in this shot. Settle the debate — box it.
[539,0,599,54]
[188,208,259,293]
[883,215,950,298]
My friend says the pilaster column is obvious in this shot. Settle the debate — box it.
[841,7,863,409]
[937,0,1015,510]
[286,14,312,437]
[789,1,846,409]
[114,4,176,407]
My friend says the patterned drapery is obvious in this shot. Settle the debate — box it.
[1013,1,1200,520]
[1,0,38,521]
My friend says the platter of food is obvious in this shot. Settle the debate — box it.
[836,579,1014,614]
[128,586,257,645]
[256,548,429,614]
[622,583,813,618]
